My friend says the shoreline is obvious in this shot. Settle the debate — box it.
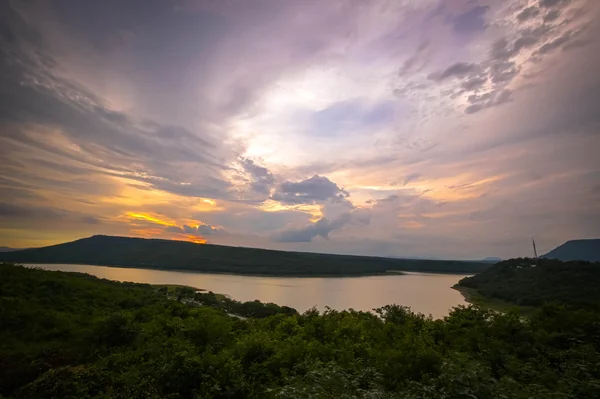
[22,261,435,278]
[452,284,536,315]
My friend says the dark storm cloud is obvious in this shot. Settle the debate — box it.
[271,175,349,205]
[272,198,371,243]
[461,75,488,90]
[490,61,519,83]
[428,62,478,81]
[489,38,514,62]
[539,0,571,8]
[164,223,222,236]
[241,158,276,195]
[517,6,540,21]
[543,10,561,21]
[465,89,513,114]
[183,224,221,236]
[536,31,575,54]
[428,0,591,118]
[513,26,549,53]
[273,215,351,243]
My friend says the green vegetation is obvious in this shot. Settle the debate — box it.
[2,262,600,398]
[452,285,538,316]
[458,258,600,310]
[0,235,489,276]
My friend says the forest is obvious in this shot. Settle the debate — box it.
[457,258,600,309]
[0,235,489,276]
[2,262,600,398]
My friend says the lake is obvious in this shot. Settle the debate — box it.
[26,263,471,318]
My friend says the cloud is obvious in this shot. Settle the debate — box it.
[452,6,489,34]
[539,0,571,8]
[81,216,101,225]
[273,215,349,243]
[272,194,372,243]
[537,31,575,54]
[0,0,599,258]
[241,158,276,195]
[0,202,102,227]
[461,75,488,90]
[490,61,519,83]
[465,89,513,114]
[272,205,372,243]
[403,173,421,186]
[183,224,221,236]
[543,9,562,21]
[517,6,540,21]
[0,203,63,219]
[0,1,239,203]
[428,62,478,81]
[165,223,223,238]
[399,41,430,76]
[271,175,349,205]
[513,27,548,53]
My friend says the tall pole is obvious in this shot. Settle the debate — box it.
[532,237,538,259]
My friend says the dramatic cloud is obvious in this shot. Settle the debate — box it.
[517,7,540,21]
[241,158,276,196]
[0,0,598,259]
[273,215,351,243]
[428,62,479,81]
[183,224,221,236]
[271,176,349,205]
[273,205,370,243]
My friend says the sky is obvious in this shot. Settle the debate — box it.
[1,0,599,259]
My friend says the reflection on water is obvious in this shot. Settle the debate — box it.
[27,264,470,319]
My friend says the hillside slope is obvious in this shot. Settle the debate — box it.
[457,258,600,309]
[0,235,489,276]
[542,239,600,262]
[3,263,600,398]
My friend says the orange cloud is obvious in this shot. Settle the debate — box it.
[185,235,207,244]
[123,212,177,227]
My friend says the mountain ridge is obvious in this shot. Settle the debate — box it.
[0,234,489,276]
[542,239,600,262]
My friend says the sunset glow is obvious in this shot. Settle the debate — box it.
[1,0,598,258]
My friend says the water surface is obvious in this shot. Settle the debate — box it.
[27,263,470,318]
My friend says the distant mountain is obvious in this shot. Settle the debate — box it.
[481,257,502,263]
[0,235,490,276]
[0,247,19,252]
[542,239,600,262]
[387,255,441,261]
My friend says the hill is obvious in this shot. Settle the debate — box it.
[0,235,489,276]
[457,258,600,310]
[481,257,502,263]
[2,263,600,398]
[542,239,600,262]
